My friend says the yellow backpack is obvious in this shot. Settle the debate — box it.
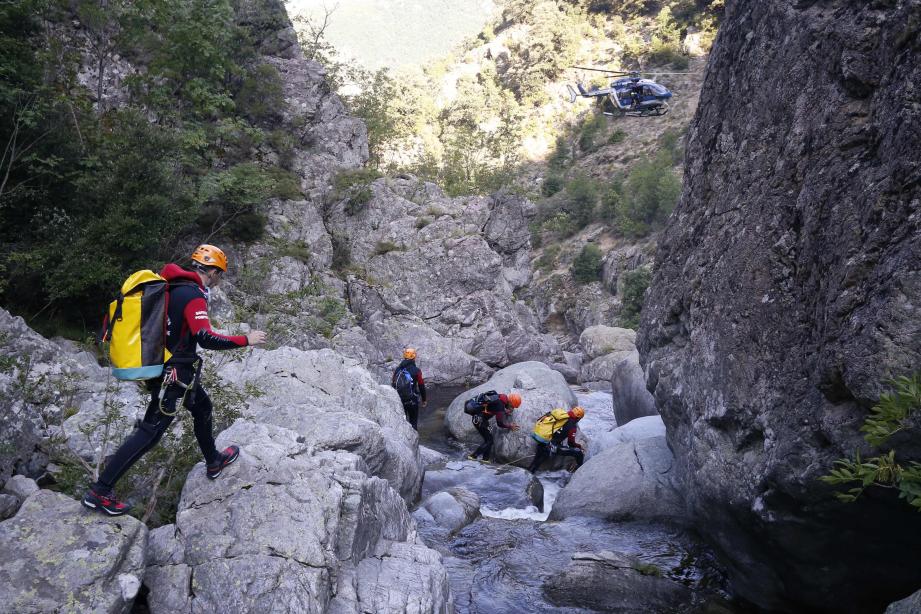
[532,408,572,443]
[102,270,172,380]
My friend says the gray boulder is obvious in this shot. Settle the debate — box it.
[637,0,921,609]
[591,415,666,456]
[886,588,921,614]
[579,326,638,387]
[610,349,657,425]
[415,487,480,534]
[419,445,448,468]
[0,494,18,521]
[217,347,422,500]
[2,475,38,501]
[550,436,684,523]
[0,489,147,614]
[445,361,578,466]
[543,550,696,613]
[580,325,636,360]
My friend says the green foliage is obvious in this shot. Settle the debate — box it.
[633,562,663,577]
[330,234,351,272]
[0,0,292,330]
[571,244,603,284]
[272,239,311,263]
[608,129,627,145]
[333,167,380,215]
[374,240,403,256]
[542,173,565,197]
[235,63,285,124]
[618,266,651,329]
[578,112,607,153]
[821,374,921,511]
[536,244,561,273]
[565,174,600,228]
[617,152,681,237]
[548,135,569,169]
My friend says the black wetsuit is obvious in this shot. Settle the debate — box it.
[470,396,513,461]
[93,264,247,493]
[391,359,426,430]
[528,418,584,473]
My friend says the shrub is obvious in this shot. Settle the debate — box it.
[617,153,681,237]
[618,266,651,328]
[571,244,603,284]
[536,245,561,273]
[542,173,565,197]
[235,63,285,124]
[821,373,921,511]
[274,239,311,263]
[331,235,351,271]
[578,112,607,153]
[541,211,578,238]
[415,217,431,229]
[334,167,380,215]
[608,129,627,145]
[548,135,569,169]
[374,240,402,256]
[565,175,600,228]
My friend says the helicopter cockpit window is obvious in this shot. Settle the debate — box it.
[647,83,669,96]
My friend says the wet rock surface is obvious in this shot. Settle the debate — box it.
[414,487,481,535]
[0,489,147,614]
[543,550,700,613]
[421,460,543,513]
[637,0,921,610]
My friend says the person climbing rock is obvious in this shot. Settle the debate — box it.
[82,245,267,516]
[465,391,521,462]
[391,348,427,430]
[528,406,585,474]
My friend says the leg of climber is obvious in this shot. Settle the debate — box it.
[469,415,493,460]
[555,446,585,470]
[528,442,551,473]
[402,399,420,430]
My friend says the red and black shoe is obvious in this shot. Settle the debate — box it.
[82,488,132,516]
[206,445,240,479]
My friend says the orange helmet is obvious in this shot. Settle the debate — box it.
[403,348,417,360]
[507,393,522,409]
[191,244,227,272]
[569,406,585,419]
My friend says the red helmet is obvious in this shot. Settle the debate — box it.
[507,393,522,409]
[569,406,585,419]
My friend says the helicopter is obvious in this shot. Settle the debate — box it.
[567,66,690,117]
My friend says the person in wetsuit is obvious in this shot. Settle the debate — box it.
[528,406,585,473]
[466,392,521,462]
[82,244,267,516]
[391,347,427,430]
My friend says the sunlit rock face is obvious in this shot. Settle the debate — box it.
[637,1,921,611]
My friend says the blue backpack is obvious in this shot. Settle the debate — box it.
[394,367,419,403]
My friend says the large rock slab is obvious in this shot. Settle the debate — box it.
[549,436,684,523]
[543,550,697,613]
[143,346,451,614]
[610,349,657,425]
[0,489,147,614]
[637,0,921,610]
[444,362,578,466]
[579,326,636,360]
[590,415,666,457]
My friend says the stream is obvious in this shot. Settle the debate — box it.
[416,387,742,614]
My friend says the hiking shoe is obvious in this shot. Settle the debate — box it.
[82,488,132,516]
[466,454,478,461]
[206,445,240,479]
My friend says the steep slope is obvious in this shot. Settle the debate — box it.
[638,0,921,611]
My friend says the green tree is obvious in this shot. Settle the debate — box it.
[617,151,681,237]
[571,243,603,284]
[618,266,651,329]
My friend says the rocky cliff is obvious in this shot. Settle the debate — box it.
[638,0,921,611]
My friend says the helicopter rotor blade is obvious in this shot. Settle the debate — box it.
[643,72,695,75]
[569,65,630,76]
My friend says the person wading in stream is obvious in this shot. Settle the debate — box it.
[465,391,521,462]
[391,348,427,430]
[527,406,585,473]
[82,245,267,516]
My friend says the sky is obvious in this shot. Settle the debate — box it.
[285,0,498,70]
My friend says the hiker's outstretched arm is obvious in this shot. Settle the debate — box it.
[183,298,248,350]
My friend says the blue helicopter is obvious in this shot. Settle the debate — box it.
[567,66,687,117]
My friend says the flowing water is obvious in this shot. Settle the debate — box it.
[416,386,740,614]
